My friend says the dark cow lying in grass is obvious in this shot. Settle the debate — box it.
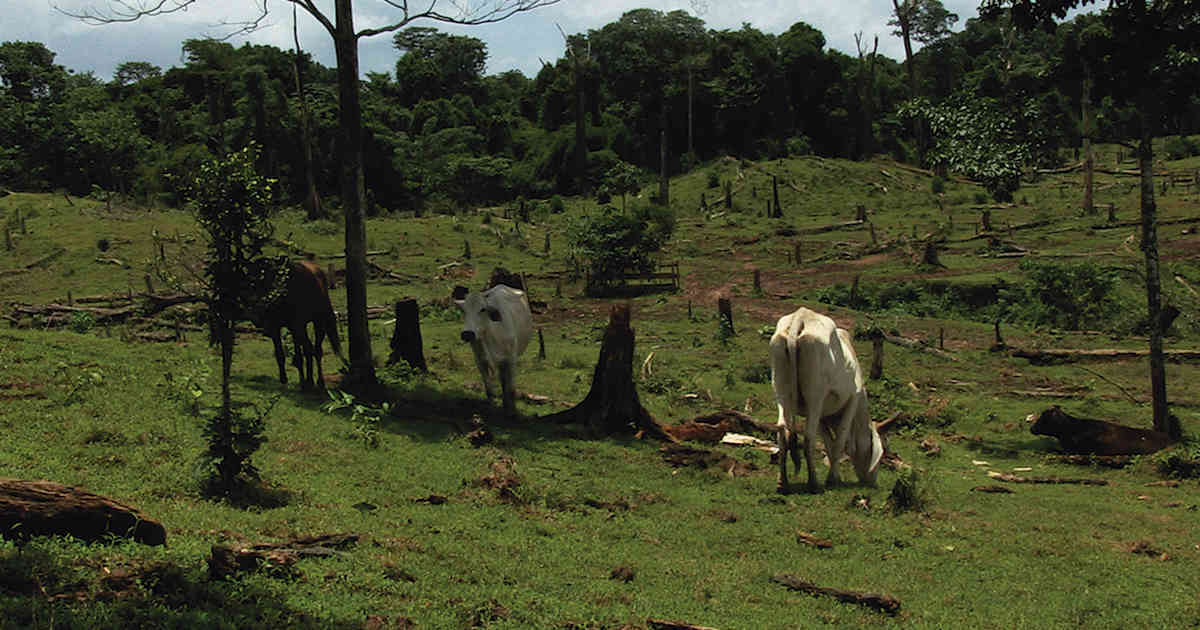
[260,260,346,391]
[1030,406,1174,456]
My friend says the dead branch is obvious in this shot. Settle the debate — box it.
[1091,216,1199,230]
[986,471,1108,485]
[771,573,901,615]
[951,219,1056,242]
[883,333,960,361]
[23,248,66,269]
[647,619,721,630]
[796,531,834,549]
[208,533,359,580]
[798,220,865,235]
[1011,347,1200,365]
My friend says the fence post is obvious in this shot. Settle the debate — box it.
[870,331,884,380]
[717,297,735,337]
[538,328,546,360]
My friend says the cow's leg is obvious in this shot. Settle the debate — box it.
[271,331,287,384]
[825,395,860,488]
[471,346,496,401]
[313,319,327,390]
[498,360,516,416]
[802,391,825,494]
[776,408,791,494]
[293,323,315,391]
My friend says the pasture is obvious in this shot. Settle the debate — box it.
[2,149,1200,629]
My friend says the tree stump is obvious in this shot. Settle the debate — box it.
[387,298,427,371]
[921,240,945,268]
[0,479,166,546]
[542,305,671,440]
[870,332,884,380]
[717,298,735,337]
[772,175,782,218]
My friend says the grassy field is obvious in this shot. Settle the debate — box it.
[2,148,1200,629]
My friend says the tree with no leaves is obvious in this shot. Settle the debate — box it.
[58,0,561,389]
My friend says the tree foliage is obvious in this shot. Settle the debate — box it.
[567,204,675,293]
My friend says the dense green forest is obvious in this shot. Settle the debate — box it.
[1,5,1198,212]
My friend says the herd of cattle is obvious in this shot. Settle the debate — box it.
[265,261,886,494]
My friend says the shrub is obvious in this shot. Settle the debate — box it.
[566,203,676,293]
[1004,259,1119,330]
[549,195,565,214]
[707,171,720,189]
[931,176,946,195]
[786,135,812,156]
[1164,135,1199,161]
[886,467,932,514]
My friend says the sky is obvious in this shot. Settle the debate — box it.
[10,1,1007,82]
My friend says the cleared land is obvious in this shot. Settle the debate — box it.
[2,149,1199,629]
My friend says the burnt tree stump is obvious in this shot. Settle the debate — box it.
[717,298,735,337]
[387,298,427,371]
[543,305,671,440]
[0,479,166,546]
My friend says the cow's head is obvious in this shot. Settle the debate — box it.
[453,285,502,343]
[1030,406,1071,438]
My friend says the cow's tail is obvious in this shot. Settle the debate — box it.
[325,308,348,367]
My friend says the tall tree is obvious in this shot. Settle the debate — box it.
[985,0,1200,438]
[65,0,561,389]
[889,0,958,162]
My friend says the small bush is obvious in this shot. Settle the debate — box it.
[1164,135,1199,161]
[741,363,772,384]
[786,135,812,156]
[70,311,95,333]
[1004,259,1119,331]
[707,171,720,189]
[931,176,945,195]
[549,195,565,214]
[886,467,932,514]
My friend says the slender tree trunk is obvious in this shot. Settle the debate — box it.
[573,51,587,194]
[293,4,324,221]
[891,0,922,163]
[659,96,669,205]
[687,64,694,161]
[334,0,376,387]
[1081,63,1095,215]
[1138,93,1173,438]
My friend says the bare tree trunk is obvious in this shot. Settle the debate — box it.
[1137,99,1175,438]
[573,46,587,194]
[891,0,922,163]
[293,4,324,221]
[334,0,376,387]
[659,99,669,205]
[1081,64,1095,215]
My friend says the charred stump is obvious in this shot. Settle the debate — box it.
[543,305,671,440]
[0,479,166,546]
[387,298,427,371]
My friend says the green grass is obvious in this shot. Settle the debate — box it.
[2,152,1200,628]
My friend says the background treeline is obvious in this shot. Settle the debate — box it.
[1,7,1199,213]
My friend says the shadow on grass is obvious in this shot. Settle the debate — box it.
[0,540,363,629]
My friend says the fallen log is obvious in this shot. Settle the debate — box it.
[986,471,1108,485]
[0,479,166,546]
[1030,405,1174,455]
[771,573,900,615]
[952,219,1056,242]
[208,533,359,580]
[797,220,865,235]
[1011,347,1200,365]
[23,248,66,269]
[647,619,721,630]
[796,531,834,549]
[662,410,774,443]
[883,333,960,362]
[1091,216,1199,230]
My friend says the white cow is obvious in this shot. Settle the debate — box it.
[453,284,533,415]
[769,307,883,494]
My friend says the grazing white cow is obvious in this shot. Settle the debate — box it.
[452,284,533,415]
[769,307,883,494]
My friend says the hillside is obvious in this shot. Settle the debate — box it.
[2,152,1200,629]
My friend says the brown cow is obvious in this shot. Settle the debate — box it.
[1030,406,1174,456]
[261,260,345,390]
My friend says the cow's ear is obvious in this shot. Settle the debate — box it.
[451,285,468,306]
[487,307,502,322]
